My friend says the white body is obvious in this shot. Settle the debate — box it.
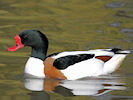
[60,54,127,80]
[24,49,129,80]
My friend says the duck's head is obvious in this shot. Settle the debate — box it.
[8,30,48,60]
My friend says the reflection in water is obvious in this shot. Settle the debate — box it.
[24,75,127,99]
[28,91,50,100]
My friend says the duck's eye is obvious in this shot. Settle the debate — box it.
[21,34,28,40]
[23,35,28,39]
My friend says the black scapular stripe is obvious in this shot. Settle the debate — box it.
[53,54,94,70]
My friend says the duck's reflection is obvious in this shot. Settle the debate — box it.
[24,75,127,97]
[27,91,50,100]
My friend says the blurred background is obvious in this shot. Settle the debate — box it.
[0,0,133,100]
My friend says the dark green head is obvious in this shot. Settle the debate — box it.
[9,30,49,61]
[19,30,48,48]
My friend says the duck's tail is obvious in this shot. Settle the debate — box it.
[111,48,131,54]
[103,48,130,74]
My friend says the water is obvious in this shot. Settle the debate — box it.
[0,0,133,100]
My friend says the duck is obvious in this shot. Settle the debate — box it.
[8,30,130,80]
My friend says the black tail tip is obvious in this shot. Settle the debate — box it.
[111,48,131,54]
[111,48,122,53]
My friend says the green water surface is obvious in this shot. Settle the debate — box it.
[0,0,133,100]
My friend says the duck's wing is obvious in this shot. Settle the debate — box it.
[53,54,94,70]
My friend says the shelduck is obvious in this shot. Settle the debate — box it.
[8,30,130,80]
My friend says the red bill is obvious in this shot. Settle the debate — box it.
[8,35,24,51]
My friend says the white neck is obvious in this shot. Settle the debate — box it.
[24,57,45,78]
